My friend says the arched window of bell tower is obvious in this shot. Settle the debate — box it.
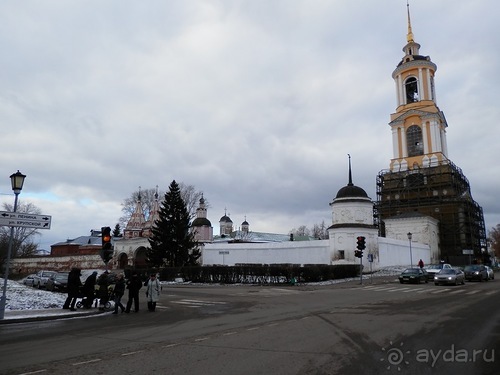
[405,77,419,103]
[407,125,423,156]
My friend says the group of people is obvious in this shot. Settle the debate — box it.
[63,268,162,314]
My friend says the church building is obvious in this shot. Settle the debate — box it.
[375,4,487,264]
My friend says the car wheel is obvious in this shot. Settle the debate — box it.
[399,280,403,284]
[434,283,439,286]
[462,278,465,285]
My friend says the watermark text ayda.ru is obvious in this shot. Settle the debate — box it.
[381,341,495,370]
[415,345,495,367]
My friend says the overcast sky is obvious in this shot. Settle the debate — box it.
[1,0,498,250]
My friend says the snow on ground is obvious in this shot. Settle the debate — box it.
[2,278,67,310]
[2,266,403,311]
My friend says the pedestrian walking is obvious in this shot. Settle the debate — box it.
[97,272,110,310]
[418,259,424,269]
[145,273,161,312]
[63,268,82,311]
[125,271,142,313]
[112,273,126,314]
[82,271,98,308]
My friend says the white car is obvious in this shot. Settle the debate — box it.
[22,274,36,287]
[485,266,495,280]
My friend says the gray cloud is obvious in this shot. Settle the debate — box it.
[1,0,498,250]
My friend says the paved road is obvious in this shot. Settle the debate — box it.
[1,278,499,374]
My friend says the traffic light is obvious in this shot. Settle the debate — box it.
[100,226,113,264]
[356,236,366,251]
[354,250,362,258]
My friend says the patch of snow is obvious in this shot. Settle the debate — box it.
[1,278,67,310]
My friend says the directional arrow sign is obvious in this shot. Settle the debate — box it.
[0,211,52,229]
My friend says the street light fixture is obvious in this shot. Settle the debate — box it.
[0,170,26,320]
[407,232,413,269]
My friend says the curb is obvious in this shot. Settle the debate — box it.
[0,309,105,325]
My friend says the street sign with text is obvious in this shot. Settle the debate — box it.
[0,211,52,229]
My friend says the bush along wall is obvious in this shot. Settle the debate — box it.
[157,264,360,284]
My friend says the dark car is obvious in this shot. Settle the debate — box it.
[398,268,428,284]
[46,272,70,292]
[464,265,488,282]
[434,268,465,286]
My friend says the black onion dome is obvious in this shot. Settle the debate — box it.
[219,215,233,223]
[335,183,368,199]
[336,155,368,199]
[192,217,212,227]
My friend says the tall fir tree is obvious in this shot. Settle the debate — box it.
[147,180,201,267]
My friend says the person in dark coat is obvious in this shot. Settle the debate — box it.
[63,268,82,311]
[97,272,110,310]
[112,273,126,314]
[418,259,424,269]
[125,271,142,313]
[82,271,98,308]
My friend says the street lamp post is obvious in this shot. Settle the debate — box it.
[0,170,26,320]
[407,232,413,269]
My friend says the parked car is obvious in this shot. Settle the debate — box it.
[33,270,57,289]
[464,265,488,282]
[46,272,70,292]
[434,268,465,286]
[398,268,428,284]
[425,263,452,280]
[485,266,494,280]
[22,274,36,287]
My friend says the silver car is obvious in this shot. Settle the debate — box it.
[33,270,57,289]
[485,266,495,280]
[425,263,452,280]
[434,268,465,286]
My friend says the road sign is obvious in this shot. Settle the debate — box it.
[462,249,474,255]
[0,211,52,229]
[219,251,230,255]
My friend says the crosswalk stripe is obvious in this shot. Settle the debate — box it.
[465,290,481,295]
[181,299,227,304]
[431,288,451,294]
[448,289,466,294]
[389,287,412,292]
[402,288,424,293]
[169,299,228,308]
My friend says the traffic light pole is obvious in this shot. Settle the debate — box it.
[359,256,363,285]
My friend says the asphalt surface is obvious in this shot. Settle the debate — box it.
[0,275,397,324]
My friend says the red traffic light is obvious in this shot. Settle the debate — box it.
[356,236,366,250]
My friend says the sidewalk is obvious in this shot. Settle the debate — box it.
[0,307,105,324]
